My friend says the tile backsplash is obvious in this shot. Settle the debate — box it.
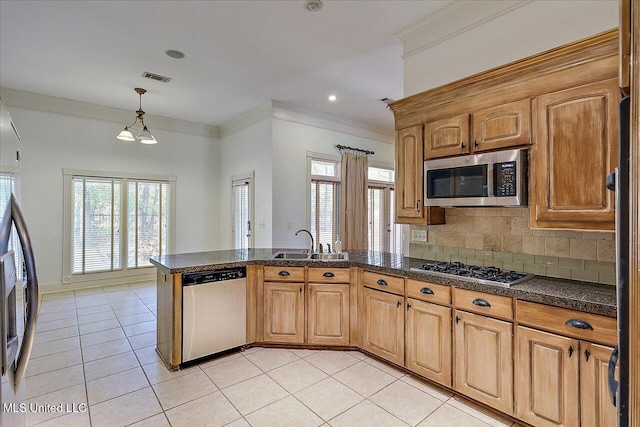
[409,208,615,285]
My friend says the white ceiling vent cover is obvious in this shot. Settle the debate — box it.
[141,71,171,83]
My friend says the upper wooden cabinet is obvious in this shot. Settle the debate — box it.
[395,126,445,225]
[531,78,619,231]
[472,99,531,152]
[424,114,470,158]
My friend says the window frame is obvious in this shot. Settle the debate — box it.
[367,162,403,254]
[231,171,255,250]
[62,169,176,284]
[307,153,341,248]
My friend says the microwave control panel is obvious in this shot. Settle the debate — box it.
[494,162,517,197]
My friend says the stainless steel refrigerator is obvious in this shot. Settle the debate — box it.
[0,98,39,427]
[607,95,630,426]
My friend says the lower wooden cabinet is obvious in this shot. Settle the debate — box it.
[307,283,349,346]
[454,310,513,415]
[516,326,617,427]
[405,298,452,387]
[263,282,305,344]
[362,287,404,366]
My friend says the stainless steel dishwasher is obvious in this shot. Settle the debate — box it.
[182,267,247,363]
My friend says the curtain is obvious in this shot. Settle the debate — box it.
[339,151,368,250]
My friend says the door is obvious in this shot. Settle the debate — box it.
[531,78,619,230]
[395,126,424,222]
[581,342,617,427]
[424,114,470,159]
[307,283,349,345]
[362,287,404,365]
[472,99,531,152]
[263,282,304,344]
[454,310,513,415]
[231,173,254,249]
[515,326,579,427]
[406,298,452,387]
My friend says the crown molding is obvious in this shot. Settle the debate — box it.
[0,87,220,139]
[395,0,532,59]
[271,100,394,144]
[219,101,273,138]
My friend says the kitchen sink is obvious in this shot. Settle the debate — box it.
[270,251,310,260]
[308,252,349,261]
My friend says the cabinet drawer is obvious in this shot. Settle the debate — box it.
[516,301,617,346]
[454,288,513,320]
[263,266,305,282]
[308,267,350,283]
[362,271,404,295]
[406,279,450,306]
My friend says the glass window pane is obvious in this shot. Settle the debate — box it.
[368,167,394,182]
[232,181,249,249]
[311,160,336,177]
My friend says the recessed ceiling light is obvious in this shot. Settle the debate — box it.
[328,95,337,102]
[305,0,323,12]
[165,49,185,59]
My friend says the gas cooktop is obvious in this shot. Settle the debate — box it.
[410,261,534,287]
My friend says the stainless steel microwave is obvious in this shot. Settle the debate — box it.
[423,148,527,207]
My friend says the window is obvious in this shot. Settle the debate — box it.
[368,166,403,254]
[310,158,340,248]
[231,174,253,249]
[63,170,175,282]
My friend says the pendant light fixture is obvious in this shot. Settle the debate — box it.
[116,88,158,144]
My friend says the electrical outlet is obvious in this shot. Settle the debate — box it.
[412,230,427,242]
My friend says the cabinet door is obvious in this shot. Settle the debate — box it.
[307,283,349,346]
[531,79,618,230]
[263,282,304,344]
[454,310,513,415]
[395,125,424,222]
[515,326,579,427]
[362,287,404,366]
[580,342,617,427]
[424,114,470,159]
[472,99,531,152]
[406,298,452,387]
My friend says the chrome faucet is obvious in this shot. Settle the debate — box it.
[295,229,314,254]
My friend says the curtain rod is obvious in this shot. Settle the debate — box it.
[335,144,375,155]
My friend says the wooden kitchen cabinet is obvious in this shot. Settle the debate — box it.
[531,78,619,231]
[362,286,404,366]
[405,298,452,387]
[307,283,349,346]
[263,282,305,344]
[515,326,580,426]
[471,98,531,152]
[580,342,618,427]
[454,310,513,415]
[424,114,470,159]
[395,125,445,225]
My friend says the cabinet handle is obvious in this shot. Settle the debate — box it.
[420,287,434,295]
[564,318,594,330]
[455,315,460,324]
[278,271,290,277]
[584,349,591,362]
[322,272,335,278]
[416,200,421,211]
[568,345,574,358]
[474,140,478,148]
[608,346,619,407]
[309,288,312,295]
[396,300,402,308]
[472,298,491,308]
[407,302,412,311]
[461,141,466,150]
[376,279,388,286]
[299,287,303,294]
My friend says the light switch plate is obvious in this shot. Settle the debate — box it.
[412,230,427,242]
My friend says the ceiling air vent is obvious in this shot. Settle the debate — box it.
[141,71,171,83]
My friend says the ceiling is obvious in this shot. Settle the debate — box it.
[0,0,452,137]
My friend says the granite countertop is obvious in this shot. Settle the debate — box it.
[151,249,617,317]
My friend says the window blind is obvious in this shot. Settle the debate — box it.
[127,180,168,268]
[232,180,250,250]
[311,180,339,249]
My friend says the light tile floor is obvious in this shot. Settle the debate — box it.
[25,282,521,427]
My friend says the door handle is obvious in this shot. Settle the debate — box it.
[608,346,619,407]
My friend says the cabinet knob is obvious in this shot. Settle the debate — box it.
[396,300,401,308]
[323,272,335,278]
[474,139,478,148]
[299,287,303,294]
[278,271,290,277]
[461,141,466,150]
[564,318,593,330]
[584,349,591,362]
[407,303,412,311]
[568,345,574,358]
[376,279,388,286]
[455,315,460,324]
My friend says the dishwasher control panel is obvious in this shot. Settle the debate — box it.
[182,267,246,285]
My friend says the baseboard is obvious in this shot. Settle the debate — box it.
[38,273,156,294]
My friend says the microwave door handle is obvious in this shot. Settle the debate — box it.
[487,163,495,197]
[9,195,39,387]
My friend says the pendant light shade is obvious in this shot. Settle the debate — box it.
[116,88,158,144]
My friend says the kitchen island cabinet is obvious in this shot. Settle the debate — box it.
[362,286,404,366]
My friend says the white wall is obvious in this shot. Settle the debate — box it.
[272,119,394,249]
[7,105,220,290]
[219,118,273,249]
[404,0,619,96]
